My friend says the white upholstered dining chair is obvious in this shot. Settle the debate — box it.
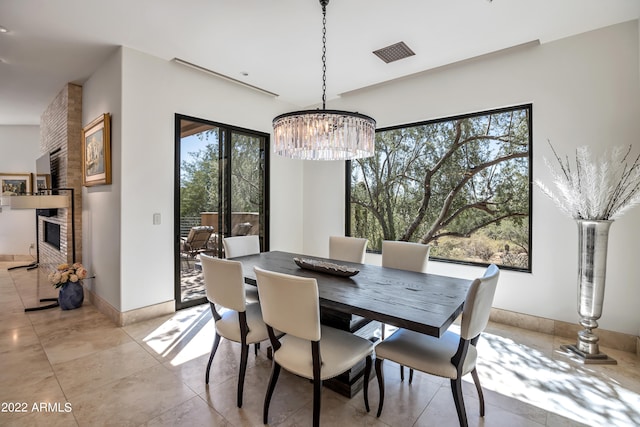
[381,240,431,375]
[329,235,368,263]
[381,240,430,273]
[254,266,374,427]
[222,235,260,303]
[374,264,500,427]
[201,254,270,408]
[223,234,260,258]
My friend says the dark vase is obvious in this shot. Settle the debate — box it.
[58,281,84,310]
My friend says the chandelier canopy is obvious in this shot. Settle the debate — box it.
[272,0,376,161]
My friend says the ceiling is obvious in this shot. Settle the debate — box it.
[1,0,638,125]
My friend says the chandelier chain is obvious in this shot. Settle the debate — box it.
[270,0,375,161]
[321,2,327,109]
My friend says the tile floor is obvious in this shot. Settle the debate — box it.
[1,261,639,427]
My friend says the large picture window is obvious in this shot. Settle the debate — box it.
[348,104,532,272]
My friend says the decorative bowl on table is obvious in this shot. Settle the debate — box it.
[293,257,360,277]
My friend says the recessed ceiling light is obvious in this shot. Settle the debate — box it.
[0,26,8,33]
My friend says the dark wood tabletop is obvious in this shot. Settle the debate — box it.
[236,250,471,337]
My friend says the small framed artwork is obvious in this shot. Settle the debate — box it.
[0,173,32,195]
[36,174,50,192]
[82,113,112,187]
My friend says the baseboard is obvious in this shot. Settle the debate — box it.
[0,254,34,262]
[85,287,175,327]
[119,300,175,326]
[490,308,638,356]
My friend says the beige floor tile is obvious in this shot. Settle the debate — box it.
[53,340,160,399]
[0,324,40,350]
[39,325,134,365]
[0,341,56,387]
[0,373,67,410]
[2,264,640,427]
[0,406,78,427]
[142,395,230,426]
[69,364,196,426]
[415,385,543,427]
[367,361,443,427]
[124,304,213,363]
[203,366,312,427]
[546,411,591,427]
[28,303,113,332]
[278,390,388,427]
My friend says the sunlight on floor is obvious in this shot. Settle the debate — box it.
[140,305,640,427]
[478,332,640,427]
[143,305,216,366]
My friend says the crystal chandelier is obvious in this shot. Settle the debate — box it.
[272,0,376,161]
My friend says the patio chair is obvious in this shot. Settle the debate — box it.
[180,226,214,268]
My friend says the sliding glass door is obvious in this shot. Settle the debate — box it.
[174,114,269,310]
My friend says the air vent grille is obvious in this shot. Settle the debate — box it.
[373,41,415,64]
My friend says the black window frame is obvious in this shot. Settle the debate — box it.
[346,104,533,273]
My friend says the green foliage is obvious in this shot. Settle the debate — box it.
[180,129,263,218]
[230,133,262,213]
[180,138,219,218]
[351,107,531,269]
[430,220,529,268]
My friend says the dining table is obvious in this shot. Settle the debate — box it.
[235,250,472,397]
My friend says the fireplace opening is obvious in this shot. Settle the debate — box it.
[43,221,61,250]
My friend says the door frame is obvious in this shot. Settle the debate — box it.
[174,113,270,310]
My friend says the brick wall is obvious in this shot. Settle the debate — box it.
[38,83,83,270]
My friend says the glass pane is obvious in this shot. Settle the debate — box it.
[229,132,263,247]
[175,116,268,310]
[179,120,219,305]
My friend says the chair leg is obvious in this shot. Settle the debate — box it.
[450,378,469,427]
[363,355,372,412]
[237,344,249,408]
[254,342,260,356]
[263,362,281,425]
[205,333,221,384]
[375,358,385,417]
[312,375,322,427]
[471,368,485,417]
[400,366,414,384]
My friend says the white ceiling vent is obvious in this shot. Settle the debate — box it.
[373,41,415,64]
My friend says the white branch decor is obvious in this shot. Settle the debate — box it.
[536,142,640,220]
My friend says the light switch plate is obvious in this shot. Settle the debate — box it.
[153,213,161,225]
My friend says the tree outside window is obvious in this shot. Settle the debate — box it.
[348,104,532,271]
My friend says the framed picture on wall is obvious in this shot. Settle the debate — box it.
[0,173,32,195]
[36,174,50,192]
[82,113,112,187]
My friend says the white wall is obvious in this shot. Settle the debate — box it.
[84,47,303,312]
[80,20,640,336]
[81,48,123,310]
[303,20,640,335]
[0,125,40,255]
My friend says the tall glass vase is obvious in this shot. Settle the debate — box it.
[562,219,617,364]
